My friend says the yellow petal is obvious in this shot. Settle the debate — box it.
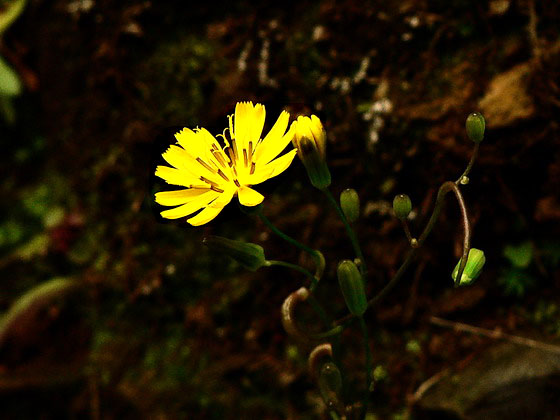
[155,188,211,207]
[175,128,205,157]
[237,186,264,206]
[155,166,199,187]
[267,148,298,177]
[187,205,224,226]
[255,117,295,165]
[234,102,265,155]
[252,110,290,163]
[208,186,235,208]
[160,190,220,219]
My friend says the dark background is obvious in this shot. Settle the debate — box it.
[0,0,559,418]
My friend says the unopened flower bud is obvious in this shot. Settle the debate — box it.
[292,115,331,189]
[393,194,412,219]
[318,362,342,404]
[203,236,265,271]
[466,112,485,143]
[340,189,360,223]
[337,260,367,316]
[452,248,486,286]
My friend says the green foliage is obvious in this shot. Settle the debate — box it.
[503,241,533,268]
[533,300,560,337]
[0,55,21,96]
[0,277,76,342]
[137,35,224,124]
[499,242,535,297]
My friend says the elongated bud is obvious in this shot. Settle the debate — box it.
[340,189,360,222]
[318,362,343,404]
[466,112,485,143]
[292,115,331,189]
[393,194,412,219]
[337,260,367,316]
[452,248,486,285]
[203,236,265,271]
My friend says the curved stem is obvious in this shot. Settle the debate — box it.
[258,209,325,280]
[265,260,317,290]
[322,188,368,276]
[456,142,479,184]
[335,181,471,325]
[266,260,330,329]
[399,219,417,248]
[358,316,372,416]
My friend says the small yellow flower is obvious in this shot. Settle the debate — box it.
[155,102,297,226]
[293,115,326,160]
[291,115,331,189]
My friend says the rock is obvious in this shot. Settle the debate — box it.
[414,342,560,419]
[478,63,535,128]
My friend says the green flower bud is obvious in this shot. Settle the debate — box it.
[340,188,360,223]
[292,115,331,189]
[318,362,342,404]
[452,248,486,286]
[203,236,266,271]
[393,194,412,219]
[337,260,367,316]
[466,112,485,143]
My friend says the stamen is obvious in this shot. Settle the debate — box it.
[217,169,229,181]
[231,139,238,162]
[234,179,241,187]
[212,150,228,168]
[196,157,217,173]
[250,162,256,175]
[226,147,236,165]
[248,141,253,161]
[243,149,248,167]
[210,185,224,193]
[200,176,218,187]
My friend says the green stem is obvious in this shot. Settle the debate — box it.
[329,411,341,420]
[265,260,330,328]
[372,181,470,306]
[322,188,367,275]
[335,181,471,325]
[258,210,325,279]
[358,316,372,416]
[265,260,317,290]
[456,142,479,184]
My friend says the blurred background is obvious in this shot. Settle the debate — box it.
[1,0,560,418]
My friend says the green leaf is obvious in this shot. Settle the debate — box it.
[503,241,533,268]
[0,54,22,96]
[0,0,27,37]
[0,278,77,344]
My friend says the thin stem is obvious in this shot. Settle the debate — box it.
[266,260,330,329]
[456,142,479,184]
[329,411,341,420]
[258,210,325,279]
[358,317,372,416]
[335,181,471,325]
[322,188,368,275]
[265,260,317,290]
[399,219,418,248]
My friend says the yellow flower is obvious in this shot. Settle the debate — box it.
[293,115,326,160]
[155,102,297,226]
[291,115,331,189]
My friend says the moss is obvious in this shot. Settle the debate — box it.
[136,35,226,125]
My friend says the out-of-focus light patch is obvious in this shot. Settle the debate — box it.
[237,41,252,72]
